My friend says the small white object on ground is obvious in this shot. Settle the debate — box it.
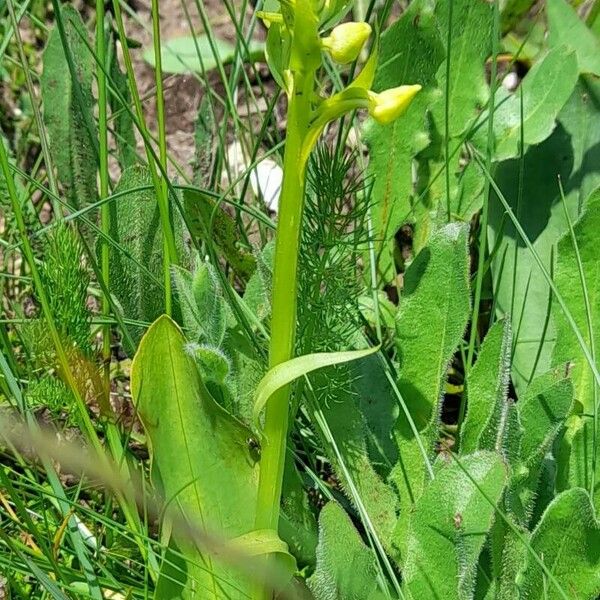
[249,158,282,214]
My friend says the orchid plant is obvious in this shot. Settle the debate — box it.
[254,0,421,561]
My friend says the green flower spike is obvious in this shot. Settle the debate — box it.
[254,5,422,596]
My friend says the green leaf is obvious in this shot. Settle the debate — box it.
[415,0,494,224]
[105,165,187,351]
[172,260,226,347]
[243,241,274,323]
[265,22,291,91]
[553,189,600,417]
[519,488,600,600]
[41,5,97,209]
[279,456,318,568]
[391,222,471,535]
[132,316,271,598]
[489,78,600,395]
[508,368,573,525]
[143,35,264,75]
[552,189,600,508]
[461,319,512,454]
[109,34,136,170]
[488,45,578,161]
[402,452,507,600]
[500,0,537,33]
[253,345,378,429]
[433,0,493,139]
[365,0,445,281]
[312,361,399,554]
[307,502,386,600]
[184,188,256,282]
[547,0,600,76]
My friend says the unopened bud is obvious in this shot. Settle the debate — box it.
[321,22,371,64]
[368,85,422,124]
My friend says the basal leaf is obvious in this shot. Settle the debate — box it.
[519,488,600,600]
[432,0,493,139]
[143,35,264,75]
[553,189,600,417]
[553,189,600,509]
[402,451,507,600]
[307,502,386,600]
[312,363,399,554]
[547,0,600,76]
[41,5,97,210]
[489,78,600,395]
[132,316,268,598]
[109,35,136,170]
[417,0,494,224]
[488,45,578,161]
[184,188,256,282]
[508,368,573,526]
[106,165,187,351]
[391,222,470,544]
[172,260,226,347]
[460,319,512,454]
[365,0,445,281]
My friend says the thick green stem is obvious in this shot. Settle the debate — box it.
[255,71,314,537]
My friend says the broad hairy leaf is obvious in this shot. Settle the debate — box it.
[312,362,399,554]
[391,222,471,544]
[365,0,445,280]
[109,34,136,170]
[307,502,386,600]
[132,316,266,599]
[172,260,226,347]
[41,5,97,209]
[416,0,493,225]
[518,488,600,600]
[401,451,507,600]
[508,368,573,526]
[460,319,512,454]
[489,78,600,395]
[106,165,187,351]
[184,188,256,282]
[553,189,600,418]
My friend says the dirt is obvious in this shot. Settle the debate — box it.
[123,0,269,178]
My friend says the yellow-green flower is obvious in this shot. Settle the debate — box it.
[368,85,422,124]
[321,22,371,64]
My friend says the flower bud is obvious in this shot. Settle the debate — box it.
[321,22,371,64]
[368,85,422,125]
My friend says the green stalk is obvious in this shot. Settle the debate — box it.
[96,6,155,576]
[462,0,499,389]
[111,0,179,309]
[254,70,314,534]
[151,0,173,315]
[96,0,110,408]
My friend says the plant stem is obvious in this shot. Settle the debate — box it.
[111,0,179,310]
[151,0,173,315]
[96,0,110,406]
[254,70,313,538]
